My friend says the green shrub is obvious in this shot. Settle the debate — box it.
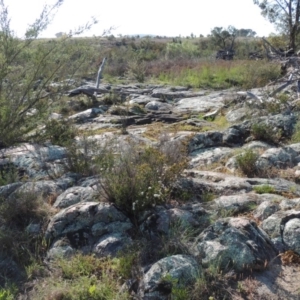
[100,139,188,225]
[0,1,97,148]
[57,254,109,280]
[236,149,259,177]
[158,220,195,258]
[116,248,139,279]
[38,118,77,147]
[0,285,17,300]
[291,120,300,143]
[101,92,124,105]
[251,122,282,144]
[126,59,147,82]
[253,185,276,194]
[0,164,19,187]
[64,136,114,176]
[0,191,50,230]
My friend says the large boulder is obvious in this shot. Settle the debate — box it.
[0,143,67,179]
[139,206,202,237]
[260,113,296,139]
[9,180,64,199]
[53,186,98,209]
[212,193,259,215]
[92,233,131,257]
[261,210,300,253]
[143,255,200,300]
[256,146,299,169]
[45,202,133,257]
[188,132,223,153]
[145,101,172,111]
[254,200,281,221]
[179,170,252,200]
[46,202,132,241]
[193,217,277,272]
[68,107,104,122]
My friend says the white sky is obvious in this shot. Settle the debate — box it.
[6,0,276,38]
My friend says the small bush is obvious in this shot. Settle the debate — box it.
[39,119,77,147]
[116,248,140,279]
[158,221,195,258]
[65,136,114,176]
[253,185,276,194]
[189,262,232,300]
[0,285,17,300]
[100,138,188,225]
[126,59,147,82]
[291,120,300,143]
[101,92,123,105]
[31,274,129,300]
[236,149,259,177]
[0,164,19,187]
[251,123,282,145]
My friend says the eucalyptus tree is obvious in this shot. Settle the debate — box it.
[253,0,300,50]
[210,26,237,49]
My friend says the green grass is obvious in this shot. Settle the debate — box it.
[0,285,17,300]
[156,60,281,89]
[30,254,130,300]
[253,185,276,194]
[291,120,300,143]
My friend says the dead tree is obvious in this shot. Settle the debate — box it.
[68,57,108,104]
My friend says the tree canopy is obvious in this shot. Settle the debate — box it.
[210,26,237,49]
[253,0,300,50]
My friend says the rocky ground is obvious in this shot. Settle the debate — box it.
[1,80,300,299]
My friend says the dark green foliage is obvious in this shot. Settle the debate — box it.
[236,149,259,177]
[40,118,77,147]
[0,1,97,148]
[0,164,19,186]
[251,122,282,144]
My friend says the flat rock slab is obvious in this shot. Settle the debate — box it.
[129,95,157,105]
[151,87,204,100]
[189,146,233,168]
[212,193,260,215]
[175,92,226,113]
[0,143,67,179]
[53,186,98,209]
[181,170,253,198]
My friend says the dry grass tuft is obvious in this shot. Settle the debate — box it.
[280,250,300,265]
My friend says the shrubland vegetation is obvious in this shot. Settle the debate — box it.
[1,0,300,299]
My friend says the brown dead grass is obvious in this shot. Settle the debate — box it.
[280,250,300,265]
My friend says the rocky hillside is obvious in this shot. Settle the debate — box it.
[1,78,300,299]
